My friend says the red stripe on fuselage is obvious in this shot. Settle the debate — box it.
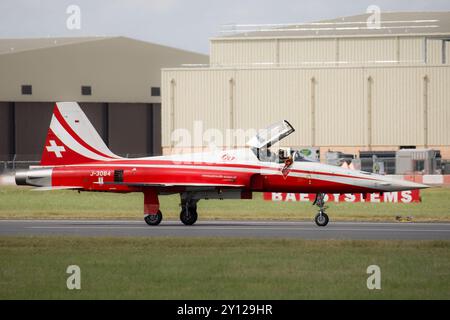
[52,159,380,182]
[51,164,382,194]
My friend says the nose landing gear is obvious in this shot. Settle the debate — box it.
[313,193,329,227]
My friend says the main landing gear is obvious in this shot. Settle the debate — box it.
[143,189,163,226]
[144,210,162,226]
[142,189,200,226]
[313,193,329,227]
[180,194,199,226]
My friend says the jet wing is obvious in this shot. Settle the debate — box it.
[31,186,83,191]
[97,182,245,188]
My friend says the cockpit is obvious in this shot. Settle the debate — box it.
[247,120,296,163]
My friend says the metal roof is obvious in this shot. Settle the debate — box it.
[0,36,208,103]
[0,36,205,56]
[0,36,112,55]
[217,11,450,39]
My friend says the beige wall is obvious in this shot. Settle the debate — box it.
[447,41,450,64]
[399,37,424,63]
[0,37,208,103]
[279,38,336,65]
[339,37,397,63]
[427,39,443,64]
[162,65,450,152]
[210,39,277,66]
[161,69,236,147]
[210,36,449,66]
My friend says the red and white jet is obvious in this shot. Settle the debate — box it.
[16,102,428,226]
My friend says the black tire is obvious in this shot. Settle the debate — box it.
[180,207,198,225]
[314,212,329,227]
[144,210,162,226]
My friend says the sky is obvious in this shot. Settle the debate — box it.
[1,0,450,54]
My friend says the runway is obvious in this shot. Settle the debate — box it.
[1,219,450,240]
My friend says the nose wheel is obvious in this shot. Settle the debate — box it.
[315,211,329,227]
[313,193,330,227]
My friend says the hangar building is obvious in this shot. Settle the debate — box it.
[161,12,450,160]
[0,36,208,162]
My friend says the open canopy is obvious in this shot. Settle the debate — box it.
[247,120,295,149]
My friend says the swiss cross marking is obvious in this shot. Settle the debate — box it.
[46,140,66,158]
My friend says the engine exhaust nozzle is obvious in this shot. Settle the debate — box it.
[15,169,52,187]
[15,170,28,186]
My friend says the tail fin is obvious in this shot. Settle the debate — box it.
[40,102,121,166]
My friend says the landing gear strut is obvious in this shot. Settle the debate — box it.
[313,193,329,227]
[180,193,198,225]
[143,189,162,226]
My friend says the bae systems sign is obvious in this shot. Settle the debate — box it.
[263,190,421,203]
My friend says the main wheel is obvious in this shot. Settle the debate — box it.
[180,207,198,225]
[314,211,329,227]
[144,210,162,226]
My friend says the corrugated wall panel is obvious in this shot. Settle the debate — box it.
[0,102,13,160]
[446,41,450,65]
[210,40,277,66]
[314,68,365,146]
[339,37,397,63]
[14,102,54,160]
[369,68,423,145]
[399,37,423,63]
[108,103,152,156]
[427,39,442,64]
[162,66,450,148]
[212,37,430,66]
[278,39,336,65]
[234,69,312,146]
[161,70,235,147]
[428,67,450,145]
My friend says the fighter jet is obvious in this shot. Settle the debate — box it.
[16,102,428,226]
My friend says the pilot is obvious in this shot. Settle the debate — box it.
[279,148,294,172]
[278,148,290,162]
